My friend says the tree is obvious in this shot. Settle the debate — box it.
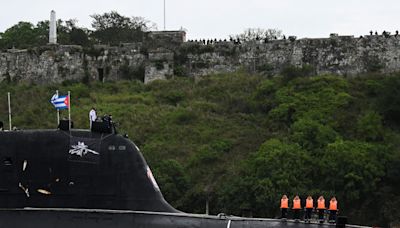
[69,28,91,46]
[185,145,223,213]
[230,28,283,41]
[377,76,400,125]
[268,76,351,126]
[34,20,50,46]
[0,32,4,48]
[55,19,90,46]
[320,140,387,201]
[356,111,384,141]
[252,79,278,113]
[251,139,312,194]
[0,22,37,49]
[291,118,339,151]
[218,139,313,217]
[0,19,91,49]
[153,159,189,209]
[90,11,155,45]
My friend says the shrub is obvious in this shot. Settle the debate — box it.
[168,109,197,125]
[158,90,185,106]
[173,65,188,77]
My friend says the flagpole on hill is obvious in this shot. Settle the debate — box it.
[56,90,60,125]
[68,91,71,131]
[7,92,12,131]
[164,0,166,30]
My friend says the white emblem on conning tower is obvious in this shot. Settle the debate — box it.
[69,142,99,157]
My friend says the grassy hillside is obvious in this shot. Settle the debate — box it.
[0,72,399,226]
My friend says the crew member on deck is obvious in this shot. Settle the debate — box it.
[317,196,326,223]
[280,195,289,219]
[305,195,314,223]
[328,197,338,223]
[292,195,301,221]
[89,107,97,129]
[101,114,116,133]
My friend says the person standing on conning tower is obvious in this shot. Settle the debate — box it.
[89,107,97,129]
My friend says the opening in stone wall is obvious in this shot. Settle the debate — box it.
[98,68,104,82]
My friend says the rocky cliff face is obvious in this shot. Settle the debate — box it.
[1,33,399,84]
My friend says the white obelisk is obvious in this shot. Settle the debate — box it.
[49,10,57,44]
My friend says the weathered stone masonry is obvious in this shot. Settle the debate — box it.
[1,31,400,84]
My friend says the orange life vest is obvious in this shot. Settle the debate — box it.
[317,199,325,209]
[306,198,313,209]
[280,198,289,209]
[293,198,301,209]
[329,200,337,211]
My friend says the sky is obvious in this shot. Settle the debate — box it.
[0,0,399,40]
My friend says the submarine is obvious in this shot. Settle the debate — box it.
[0,121,368,228]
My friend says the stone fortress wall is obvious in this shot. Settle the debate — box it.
[1,31,400,84]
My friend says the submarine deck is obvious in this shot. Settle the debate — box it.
[0,208,370,228]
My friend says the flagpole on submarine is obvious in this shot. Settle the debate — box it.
[68,91,71,131]
[7,92,12,131]
[56,90,60,125]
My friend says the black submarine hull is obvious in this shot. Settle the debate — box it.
[0,129,176,212]
[0,130,368,227]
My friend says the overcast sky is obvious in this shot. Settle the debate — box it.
[1,0,399,39]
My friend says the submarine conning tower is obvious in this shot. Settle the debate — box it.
[0,128,178,213]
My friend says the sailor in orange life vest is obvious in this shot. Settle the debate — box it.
[280,195,289,219]
[305,195,314,223]
[317,196,326,223]
[292,195,302,220]
[328,197,338,223]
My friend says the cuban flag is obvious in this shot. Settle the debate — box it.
[50,93,69,110]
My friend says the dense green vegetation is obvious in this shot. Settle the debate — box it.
[0,72,399,226]
[0,11,151,49]
[0,20,91,49]
[0,11,281,50]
